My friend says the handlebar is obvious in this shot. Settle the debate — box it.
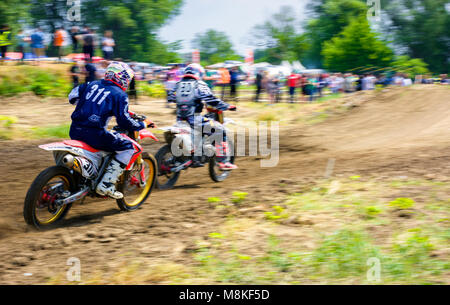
[130,113,147,122]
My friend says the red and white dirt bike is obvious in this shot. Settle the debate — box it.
[23,113,158,229]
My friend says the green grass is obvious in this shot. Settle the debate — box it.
[231,191,248,205]
[186,178,449,284]
[45,177,450,284]
[0,115,18,139]
[0,65,71,97]
[256,112,279,122]
[138,81,166,98]
[389,198,415,210]
[31,124,70,139]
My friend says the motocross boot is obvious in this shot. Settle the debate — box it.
[216,141,238,171]
[96,158,126,199]
[191,156,204,168]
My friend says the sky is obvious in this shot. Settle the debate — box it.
[159,0,309,56]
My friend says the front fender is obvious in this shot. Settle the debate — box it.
[139,129,159,142]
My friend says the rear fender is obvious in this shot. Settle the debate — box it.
[39,142,104,169]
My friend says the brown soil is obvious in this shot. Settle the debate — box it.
[0,85,448,283]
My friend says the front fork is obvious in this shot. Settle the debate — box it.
[133,131,146,187]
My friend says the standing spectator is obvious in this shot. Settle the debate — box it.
[70,61,82,88]
[203,69,217,90]
[127,63,138,104]
[217,67,230,100]
[229,66,240,101]
[164,69,177,107]
[328,74,338,94]
[175,64,184,82]
[30,27,46,65]
[276,72,284,102]
[53,27,65,62]
[267,75,280,104]
[336,73,345,93]
[128,77,138,104]
[304,74,317,102]
[287,70,300,103]
[101,30,115,60]
[0,25,12,62]
[317,74,327,97]
[70,26,80,53]
[392,73,404,86]
[82,28,96,62]
[16,29,29,63]
[343,73,354,93]
[362,73,376,90]
[254,69,264,102]
[84,61,97,83]
[355,75,363,91]
[402,74,412,86]
[361,74,370,90]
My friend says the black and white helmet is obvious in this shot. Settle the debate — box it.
[183,63,205,79]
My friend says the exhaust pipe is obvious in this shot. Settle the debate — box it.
[62,154,75,168]
[61,154,97,179]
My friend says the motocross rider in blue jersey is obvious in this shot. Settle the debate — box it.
[68,61,155,199]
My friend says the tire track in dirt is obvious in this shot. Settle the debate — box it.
[0,85,448,283]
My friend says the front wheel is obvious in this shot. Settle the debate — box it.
[116,152,157,211]
[209,139,236,182]
[23,166,75,229]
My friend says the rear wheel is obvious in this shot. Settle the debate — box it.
[155,144,180,190]
[209,139,235,182]
[23,166,75,229]
[116,152,156,211]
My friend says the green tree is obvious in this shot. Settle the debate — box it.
[191,29,240,65]
[381,0,450,73]
[0,0,30,45]
[304,0,368,68]
[322,16,393,72]
[29,0,70,30]
[28,0,184,63]
[391,55,430,78]
[250,6,307,64]
[82,0,184,63]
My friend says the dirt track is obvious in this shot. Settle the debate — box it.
[0,85,449,284]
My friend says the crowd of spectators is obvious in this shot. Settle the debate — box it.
[249,71,449,103]
[0,24,116,64]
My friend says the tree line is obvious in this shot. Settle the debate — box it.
[1,0,448,73]
[193,0,448,74]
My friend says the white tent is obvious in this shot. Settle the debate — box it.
[206,62,226,69]
[266,65,291,77]
[292,60,306,72]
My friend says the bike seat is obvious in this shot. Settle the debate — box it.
[63,140,101,153]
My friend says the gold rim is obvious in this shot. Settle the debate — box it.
[36,175,69,225]
[122,158,155,207]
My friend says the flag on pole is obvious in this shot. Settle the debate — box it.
[192,49,200,64]
[245,49,254,65]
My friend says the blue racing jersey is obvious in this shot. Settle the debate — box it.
[69,79,145,131]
